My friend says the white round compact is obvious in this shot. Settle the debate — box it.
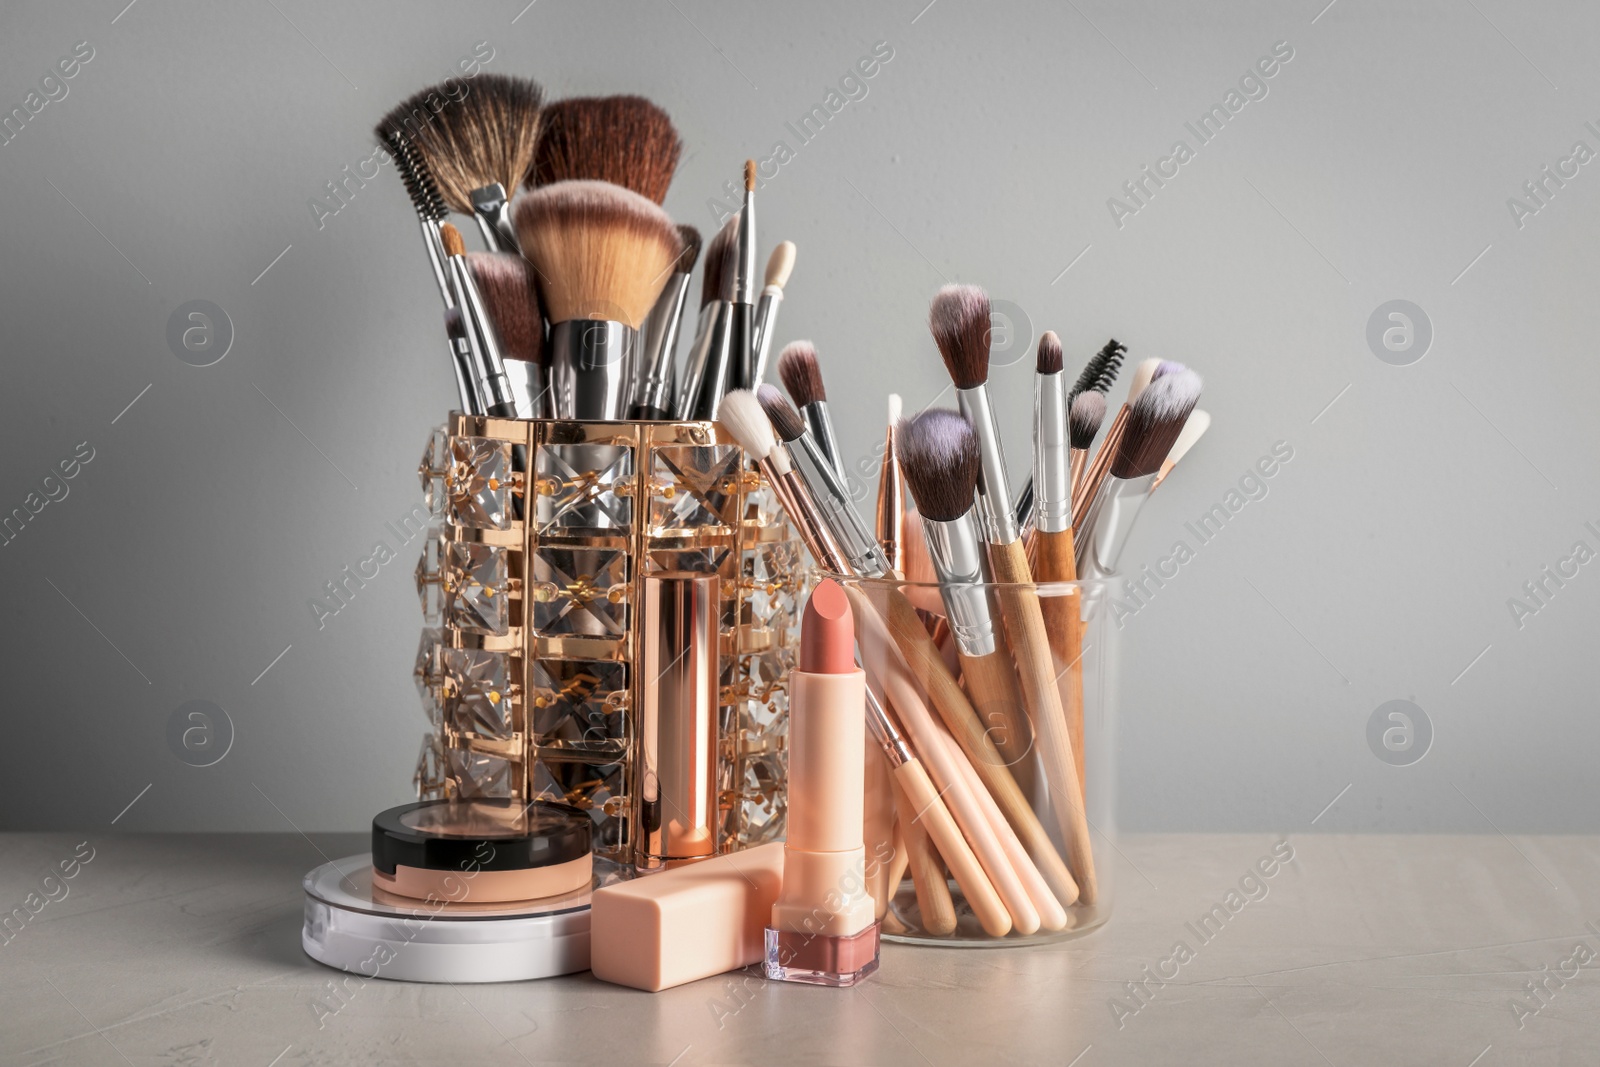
[302,853,624,983]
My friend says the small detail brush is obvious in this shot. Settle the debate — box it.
[441,223,518,418]
[630,224,702,420]
[875,393,905,573]
[466,251,543,418]
[677,218,736,418]
[442,307,480,415]
[728,161,758,390]
[513,179,681,420]
[533,95,683,205]
[750,241,796,386]
[778,341,846,481]
[1068,392,1107,500]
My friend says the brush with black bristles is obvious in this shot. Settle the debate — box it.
[778,341,845,480]
[677,217,736,418]
[378,128,453,308]
[467,251,544,418]
[532,95,683,205]
[681,221,740,420]
[630,224,701,420]
[378,74,543,253]
[929,283,1098,902]
[1075,368,1203,577]
[513,180,681,420]
[758,384,888,578]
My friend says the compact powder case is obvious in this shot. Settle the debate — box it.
[370,798,593,904]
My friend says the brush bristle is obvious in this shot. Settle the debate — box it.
[468,252,543,365]
[929,284,992,390]
[765,241,796,289]
[1127,358,1162,403]
[1111,370,1202,479]
[887,393,902,424]
[701,218,737,308]
[897,409,980,523]
[533,95,682,205]
[443,305,465,338]
[380,75,544,215]
[1165,409,1211,468]
[675,225,703,274]
[1070,339,1126,401]
[512,180,681,328]
[1153,360,1185,380]
[757,383,807,442]
[1036,331,1063,375]
[777,342,825,407]
[744,159,757,191]
[382,132,450,222]
[718,389,779,465]
[440,223,466,258]
[1069,391,1107,450]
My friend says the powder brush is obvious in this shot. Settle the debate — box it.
[379,74,543,252]
[929,283,1098,902]
[513,179,681,420]
[533,94,682,205]
[778,341,845,480]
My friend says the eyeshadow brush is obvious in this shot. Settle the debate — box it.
[629,225,701,420]
[779,341,846,480]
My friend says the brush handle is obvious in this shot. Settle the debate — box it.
[955,648,1034,791]
[864,739,897,921]
[893,781,956,936]
[893,758,1005,937]
[988,538,1098,903]
[728,301,754,392]
[884,819,910,913]
[865,585,1079,908]
[933,726,1067,932]
[1074,405,1128,528]
[1033,528,1086,803]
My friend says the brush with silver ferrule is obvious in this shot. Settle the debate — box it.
[778,341,845,481]
[514,179,681,420]
[441,224,517,417]
[1074,355,1159,526]
[466,251,543,418]
[1014,337,1125,529]
[1076,369,1203,577]
[758,385,890,578]
[682,225,739,420]
[930,285,1018,546]
[378,74,543,253]
[750,241,796,386]
[630,225,701,420]
[1031,331,1071,538]
[728,160,758,391]
[442,308,481,414]
[676,218,735,418]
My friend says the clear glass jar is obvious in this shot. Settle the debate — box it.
[838,574,1118,946]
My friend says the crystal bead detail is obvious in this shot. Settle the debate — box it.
[535,443,633,534]
[531,547,628,637]
[650,445,741,532]
[446,542,509,635]
[448,436,512,530]
[442,648,513,740]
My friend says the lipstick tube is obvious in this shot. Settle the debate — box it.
[635,573,720,871]
[765,580,880,986]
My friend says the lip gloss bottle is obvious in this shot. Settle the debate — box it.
[764,578,881,986]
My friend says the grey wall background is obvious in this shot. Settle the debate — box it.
[2,0,1596,833]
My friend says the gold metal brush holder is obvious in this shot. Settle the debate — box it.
[411,413,806,862]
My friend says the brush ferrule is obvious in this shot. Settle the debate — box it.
[632,271,693,418]
[684,301,735,420]
[448,256,517,417]
[750,289,784,386]
[734,196,757,305]
[676,302,720,417]
[865,685,913,768]
[1033,370,1072,534]
[503,359,543,419]
[449,334,483,415]
[875,427,903,573]
[422,219,454,309]
[470,183,521,254]
[792,432,890,578]
[801,401,846,482]
[1075,473,1156,580]
[956,385,1019,545]
[547,320,637,421]
[727,302,754,393]
[921,513,999,658]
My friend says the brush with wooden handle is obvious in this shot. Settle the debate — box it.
[931,284,1098,903]
[1074,356,1160,530]
[894,773,957,936]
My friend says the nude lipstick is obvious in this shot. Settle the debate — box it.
[764,579,880,987]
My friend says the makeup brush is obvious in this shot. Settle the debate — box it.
[513,180,681,420]
[441,223,518,418]
[1031,331,1071,546]
[532,95,682,205]
[893,781,957,936]
[778,342,845,480]
[1068,392,1107,498]
[729,160,758,390]
[1076,370,1203,576]
[897,409,1034,772]
[378,129,453,307]
[379,74,543,252]
[442,307,480,415]
[758,385,889,578]
[1074,356,1160,526]
[681,219,742,419]
[1151,409,1210,491]
[466,251,543,418]
[930,283,1098,902]
[750,241,796,386]
[630,224,701,420]
[1070,338,1128,402]
[875,393,905,573]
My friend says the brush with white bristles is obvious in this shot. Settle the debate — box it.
[1151,409,1210,491]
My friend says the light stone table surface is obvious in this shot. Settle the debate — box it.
[3,832,1598,1066]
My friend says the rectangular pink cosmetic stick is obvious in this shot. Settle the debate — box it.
[589,842,785,992]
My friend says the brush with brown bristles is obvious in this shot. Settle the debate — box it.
[513,179,681,420]
[466,251,545,417]
[532,95,683,205]
[1073,356,1160,527]
[1075,369,1203,576]
[677,217,737,418]
[778,341,845,480]
[378,74,543,253]
[630,224,702,419]
[930,283,1098,902]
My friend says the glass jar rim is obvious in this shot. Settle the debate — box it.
[818,571,1120,596]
